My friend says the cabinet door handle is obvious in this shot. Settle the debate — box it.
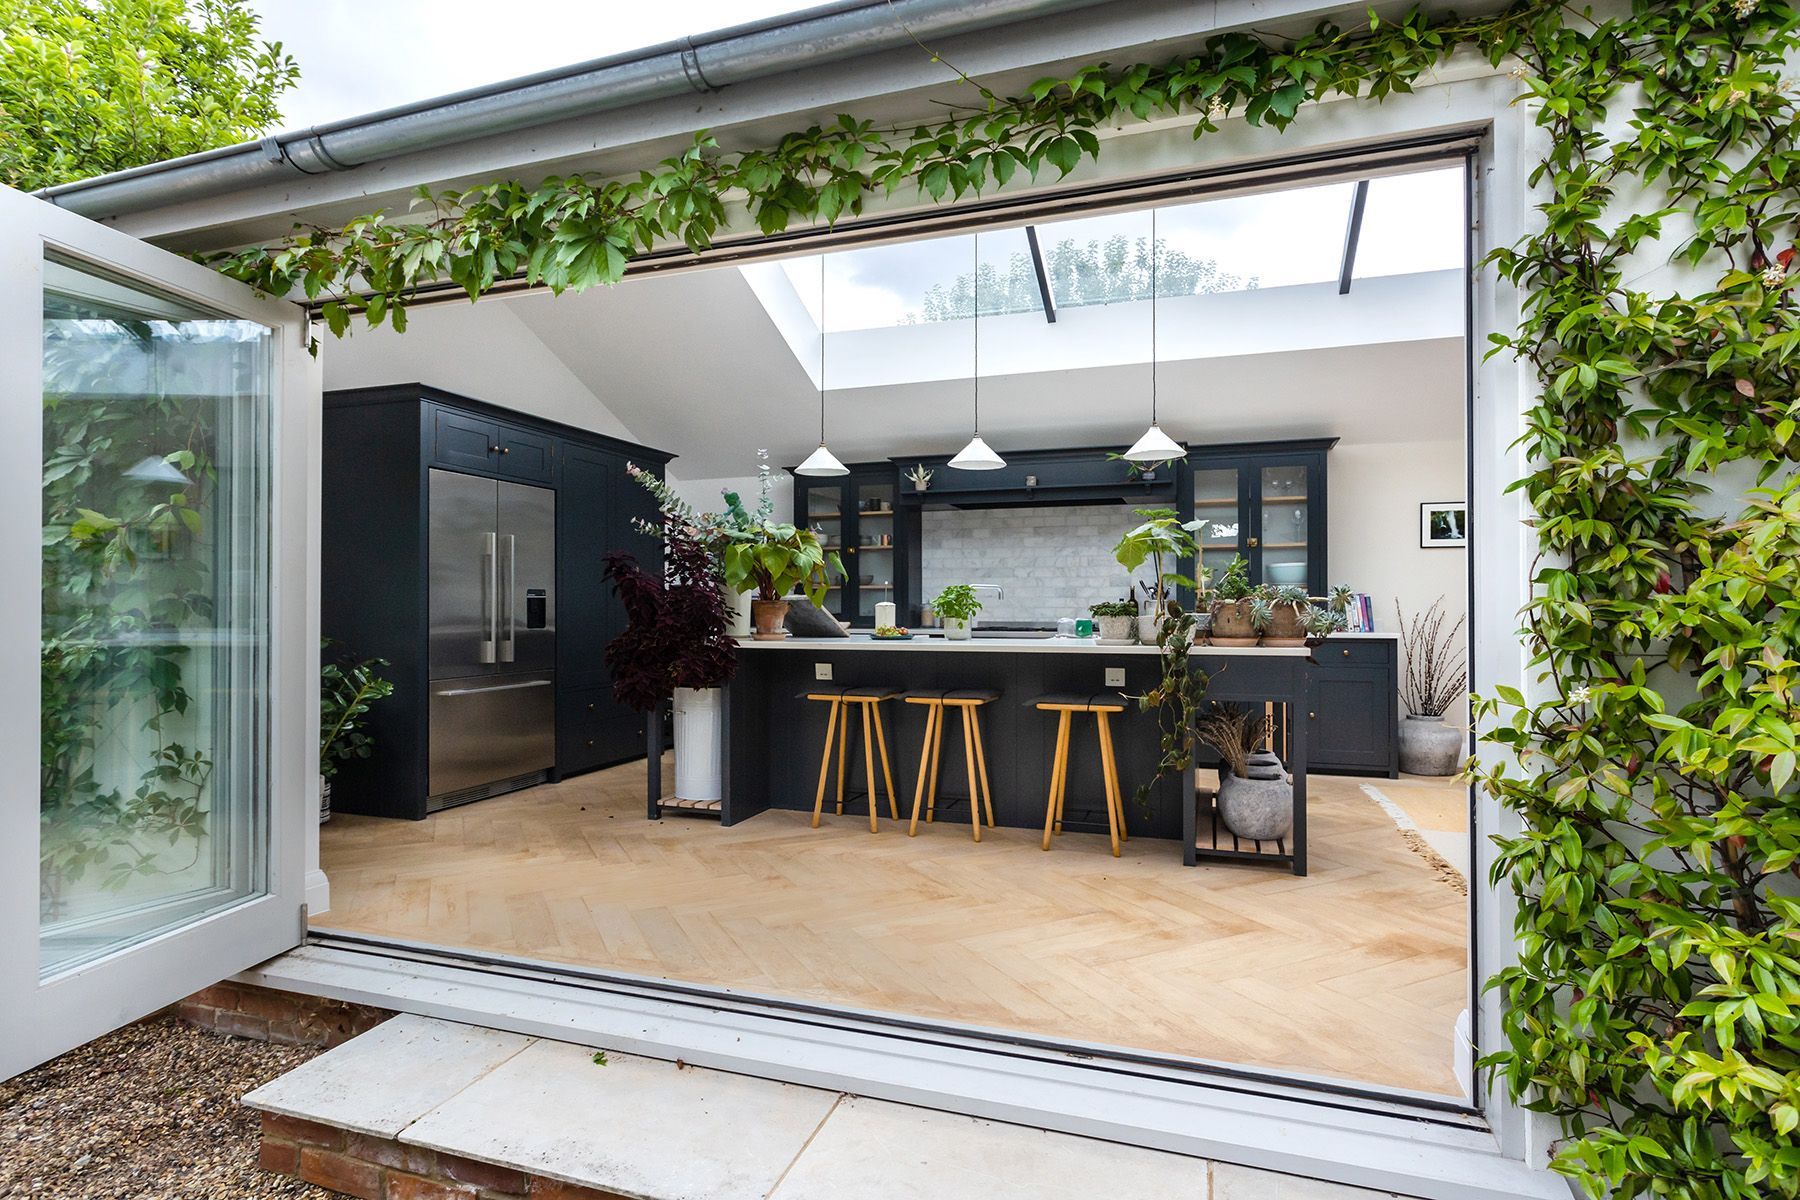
[1308,711,1316,720]
[1342,648,1351,658]
[500,446,510,455]
[587,703,596,712]
[586,738,595,747]
[1247,536,1260,548]
[488,445,500,454]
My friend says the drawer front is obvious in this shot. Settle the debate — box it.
[431,407,500,472]
[559,687,644,775]
[493,423,555,483]
[1320,639,1394,667]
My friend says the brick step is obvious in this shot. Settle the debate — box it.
[243,1013,1212,1200]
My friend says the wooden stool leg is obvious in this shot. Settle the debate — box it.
[969,706,995,828]
[960,706,982,842]
[1096,712,1121,857]
[1042,710,1068,850]
[872,701,899,821]
[927,707,944,823]
[812,697,841,828]
[1098,711,1128,842]
[1053,711,1072,834]
[836,700,850,815]
[909,703,937,836]
[860,702,880,833]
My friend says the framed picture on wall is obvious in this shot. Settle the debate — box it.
[1420,501,1466,548]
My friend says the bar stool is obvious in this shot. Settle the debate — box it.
[807,686,901,833]
[1031,692,1129,857]
[902,689,1002,841]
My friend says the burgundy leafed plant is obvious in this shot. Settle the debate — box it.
[603,522,737,713]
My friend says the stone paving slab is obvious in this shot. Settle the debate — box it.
[242,1014,532,1137]
[400,1036,841,1200]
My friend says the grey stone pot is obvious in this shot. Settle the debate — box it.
[1218,771,1293,841]
[1399,714,1465,776]
[1094,614,1137,644]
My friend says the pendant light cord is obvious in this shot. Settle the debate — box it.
[819,254,827,443]
[1150,206,1158,425]
[972,231,980,435]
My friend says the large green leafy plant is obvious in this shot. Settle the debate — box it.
[200,3,1800,1194]
[0,0,298,191]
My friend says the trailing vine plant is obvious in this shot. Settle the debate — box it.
[198,2,1800,1194]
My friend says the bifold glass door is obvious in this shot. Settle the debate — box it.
[1,187,314,1080]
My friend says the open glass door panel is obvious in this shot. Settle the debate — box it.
[1,187,315,1080]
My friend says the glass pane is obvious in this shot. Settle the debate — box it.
[1192,467,1241,587]
[805,485,845,602]
[855,481,896,619]
[1259,465,1310,590]
[39,255,272,978]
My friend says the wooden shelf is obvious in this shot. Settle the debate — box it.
[1262,496,1308,505]
[857,509,896,517]
[1262,542,1308,551]
[1193,498,1237,507]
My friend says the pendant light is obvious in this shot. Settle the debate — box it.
[1124,206,1184,463]
[796,253,848,476]
[949,232,1005,470]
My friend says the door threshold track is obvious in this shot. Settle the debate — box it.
[241,939,1560,1200]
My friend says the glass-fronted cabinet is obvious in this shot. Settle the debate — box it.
[1185,440,1332,596]
[793,463,902,623]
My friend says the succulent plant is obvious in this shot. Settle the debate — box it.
[1274,584,1309,608]
[1248,597,1275,632]
[1302,604,1344,636]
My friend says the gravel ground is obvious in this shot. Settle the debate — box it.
[0,1014,339,1199]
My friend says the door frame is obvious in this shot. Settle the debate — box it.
[0,186,320,1079]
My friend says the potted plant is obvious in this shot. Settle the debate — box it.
[1089,599,1138,645]
[604,516,739,802]
[1395,597,1469,775]
[719,511,842,639]
[320,643,394,823]
[1260,584,1310,647]
[905,464,933,493]
[1208,555,1257,644]
[1112,508,1201,639]
[1196,703,1292,842]
[931,584,983,640]
[1127,598,1208,812]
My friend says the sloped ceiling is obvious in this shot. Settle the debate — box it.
[502,266,1464,478]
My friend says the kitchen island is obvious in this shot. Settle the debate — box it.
[653,635,1318,873]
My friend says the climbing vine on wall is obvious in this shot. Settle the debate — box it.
[208,2,1800,1196]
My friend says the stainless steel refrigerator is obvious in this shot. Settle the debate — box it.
[427,468,557,810]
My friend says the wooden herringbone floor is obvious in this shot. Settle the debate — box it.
[316,760,1468,1096]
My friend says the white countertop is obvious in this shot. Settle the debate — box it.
[737,635,1312,657]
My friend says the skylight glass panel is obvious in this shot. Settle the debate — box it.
[778,228,1032,331]
[1352,167,1466,278]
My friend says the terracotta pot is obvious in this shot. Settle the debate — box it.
[751,598,790,640]
[1263,603,1307,647]
[1208,599,1257,645]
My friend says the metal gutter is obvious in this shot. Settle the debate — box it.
[37,0,1114,221]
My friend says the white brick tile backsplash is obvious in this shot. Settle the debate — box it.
[920,504,1154,625]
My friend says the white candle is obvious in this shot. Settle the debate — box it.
[874,601,897,629]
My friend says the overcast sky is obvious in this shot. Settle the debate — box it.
[245,0,816,129]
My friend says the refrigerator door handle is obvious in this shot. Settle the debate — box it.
[434,679,554,697]
[500,533,517,663]
[479,531,498,664]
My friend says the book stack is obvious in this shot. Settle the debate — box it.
[1341,592,1376,633]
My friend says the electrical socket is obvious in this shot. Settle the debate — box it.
[1104,667,1126,688]
[815,662,833,681]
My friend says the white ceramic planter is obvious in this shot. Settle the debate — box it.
[672,686,724,801]
[943,617,972,641]
[726,586,753,638]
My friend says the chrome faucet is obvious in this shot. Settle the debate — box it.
[969,584,1003,628]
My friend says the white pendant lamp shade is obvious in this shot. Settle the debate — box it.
[949,434,1005,470]
[797,442,849,475]
[1124,422,1184,463]
[796,255,848,477]
[950,233,1005,471]
[1125,206,1182,463]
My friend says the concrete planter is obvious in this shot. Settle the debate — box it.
[1094,614,1137,644]
[1218,771,1292,841]
[1399,714,1465,776]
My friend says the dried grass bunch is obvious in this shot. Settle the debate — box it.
[1396,596,1467,718]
